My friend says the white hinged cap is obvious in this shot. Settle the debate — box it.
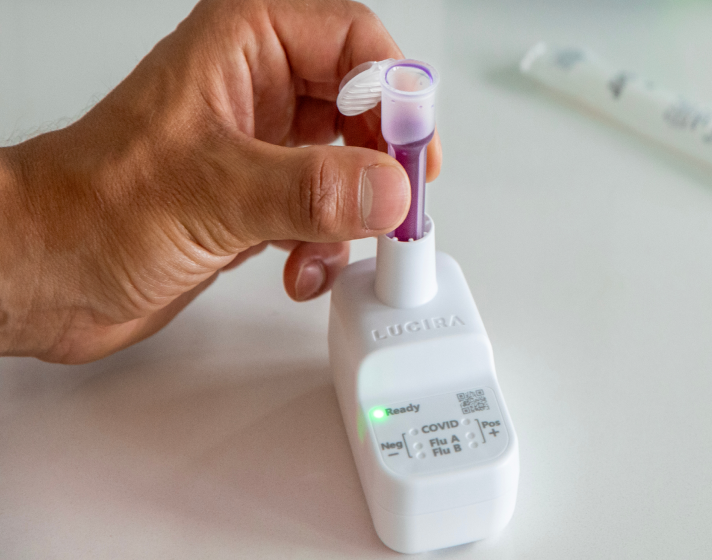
[336,59,395,116]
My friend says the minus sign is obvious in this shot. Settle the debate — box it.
[388,452,399,456]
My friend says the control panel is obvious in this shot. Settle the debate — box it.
[369,387,508,475]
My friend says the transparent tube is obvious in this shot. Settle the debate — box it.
[380,60,439,241]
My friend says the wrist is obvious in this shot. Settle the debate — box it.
[0,135,86,359]
[0,146,34,356]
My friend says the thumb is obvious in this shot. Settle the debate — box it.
[234,141,411,243]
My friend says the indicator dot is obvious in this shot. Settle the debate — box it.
[372,409,385,419]
[417,452,426,459]
[462,418,471,425]
[409,428,418,435]
[414,442,423,450]
[466,432,475,440]
[469,441,479,449]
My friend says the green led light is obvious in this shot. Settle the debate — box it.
[372,408,385,420]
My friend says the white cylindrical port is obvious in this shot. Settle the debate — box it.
[375,215,437,309]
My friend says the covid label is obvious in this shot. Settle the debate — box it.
[369,387,509,475]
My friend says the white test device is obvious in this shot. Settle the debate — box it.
[328,60,519,554]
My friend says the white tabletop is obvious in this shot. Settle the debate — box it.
[2,1,712,558]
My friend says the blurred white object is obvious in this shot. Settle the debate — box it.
[521,42,712,167]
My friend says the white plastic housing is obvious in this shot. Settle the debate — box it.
[328,252,519,554]
[375,216,437,308]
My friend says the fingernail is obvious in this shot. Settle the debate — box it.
[361,165,409,231]
[295,261,326,301]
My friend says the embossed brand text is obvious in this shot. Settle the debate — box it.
[371,315,465,342]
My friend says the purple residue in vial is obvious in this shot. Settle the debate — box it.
[390,130,434,241]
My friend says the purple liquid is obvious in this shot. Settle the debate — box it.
[390,131,434,241]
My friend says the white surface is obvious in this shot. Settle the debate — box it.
[2,1,712,558]
[329,252,519,552]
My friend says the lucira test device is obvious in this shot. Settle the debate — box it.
[329,59,520,554]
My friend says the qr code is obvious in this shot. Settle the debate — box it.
[457,389,489,414]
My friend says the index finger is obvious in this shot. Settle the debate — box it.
[270,0,404,89]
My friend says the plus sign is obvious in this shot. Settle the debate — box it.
[489,428,499,437]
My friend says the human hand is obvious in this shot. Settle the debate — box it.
[0,0,442,363]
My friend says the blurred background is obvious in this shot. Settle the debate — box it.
[2,1,712,559]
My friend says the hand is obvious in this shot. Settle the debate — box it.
[0,0,442,364]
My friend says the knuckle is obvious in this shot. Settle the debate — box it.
[297,152,346,239]
[350,1,375,16]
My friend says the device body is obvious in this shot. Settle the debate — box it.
[333,60,517,553]
[328,229,519,553]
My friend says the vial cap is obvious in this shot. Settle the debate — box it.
[336,59,395,116]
